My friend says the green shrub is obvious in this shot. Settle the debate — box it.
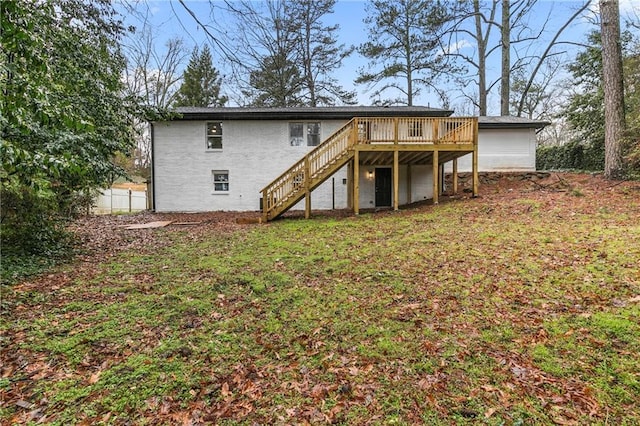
[537,139,604,171]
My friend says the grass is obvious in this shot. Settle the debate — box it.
[2,181,640,425]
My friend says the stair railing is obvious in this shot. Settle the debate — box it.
[261,119,356,220]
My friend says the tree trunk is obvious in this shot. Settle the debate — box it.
[500,0,510,116]
[600,0,625,179]
[475,0,487,115]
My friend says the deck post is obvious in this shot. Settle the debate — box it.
[452,158,458,195]
[393,149,399,211]
[354,149,360,215]
[394,118,399,144]
[304,157,311,219]
[261,189,268,222]
[347,161,353,209]
[432,150,439,205]
[472,124,479,197]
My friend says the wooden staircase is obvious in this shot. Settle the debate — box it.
[261,117,478,221]
[261,120,356,221]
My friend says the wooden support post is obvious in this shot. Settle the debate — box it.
[304,157,311,219]
[472,120,479,197]
[354,150,360,215]
[432,150,439,205]
[347,161,353,209]
[262,190,268,222]
[407,164,412,204]
[394,118,399,144]
[472,145,479,198]
[452,158,458,195]
[393,149,399,211]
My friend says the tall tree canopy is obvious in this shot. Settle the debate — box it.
[224,0,355,107]
[356,0,453,106]
[556,29,639,175]
[290,0,356,106]
[1,0,144,253]
[173,44,228,107]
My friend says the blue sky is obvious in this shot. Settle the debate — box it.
[120,0,638,113]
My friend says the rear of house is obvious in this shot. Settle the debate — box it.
[151,107,547,214]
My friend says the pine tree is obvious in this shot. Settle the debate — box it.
[600,0,625,179]
[174,45,227,107]
[356,0,453,106]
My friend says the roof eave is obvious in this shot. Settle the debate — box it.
[160,107,454,122]
[479,121,551,130]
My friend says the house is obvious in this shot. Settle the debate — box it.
[151,106,548,220]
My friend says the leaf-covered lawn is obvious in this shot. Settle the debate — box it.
[2,173,639,425]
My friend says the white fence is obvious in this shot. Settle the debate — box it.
[92,188,148,214]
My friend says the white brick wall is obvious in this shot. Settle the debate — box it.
[153,120,537,212]
[153,119,350,212]
[446,128,537,172]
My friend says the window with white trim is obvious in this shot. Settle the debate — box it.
[207,122,223,149]
[289,122,321,146]
[212,170,229,192]
[307,122,320,146]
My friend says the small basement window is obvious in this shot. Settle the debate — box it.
[207,122,223,149]
[212,170,229,192]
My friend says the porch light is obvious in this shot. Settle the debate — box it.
[367,169,374,179]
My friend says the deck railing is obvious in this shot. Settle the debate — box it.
[355,117,477,144]
[262,117,477,221]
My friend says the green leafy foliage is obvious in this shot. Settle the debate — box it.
[173,45,227,107]
[536,140,604,172]
[559,30,640,176]
[1,0,146,261]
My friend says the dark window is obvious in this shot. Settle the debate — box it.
[289,123,304,146]
[307,122,321,146]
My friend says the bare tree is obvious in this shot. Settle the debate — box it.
[290,0,356,106]
[500,0,511,115]
[600,0,625,179]
[122,22,189,176]
[443,0,589,116]
[217,0,354,107]
[512,1,591,117]
[223,0,304,106]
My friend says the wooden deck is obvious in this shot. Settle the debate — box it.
[261,117,479,221]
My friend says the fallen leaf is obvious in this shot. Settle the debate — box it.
[484,407,497,418]
[88,371,101,384]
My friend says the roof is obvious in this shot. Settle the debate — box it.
[167,106,454,120]
[162,107,550,129]
[478,116,550,129]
